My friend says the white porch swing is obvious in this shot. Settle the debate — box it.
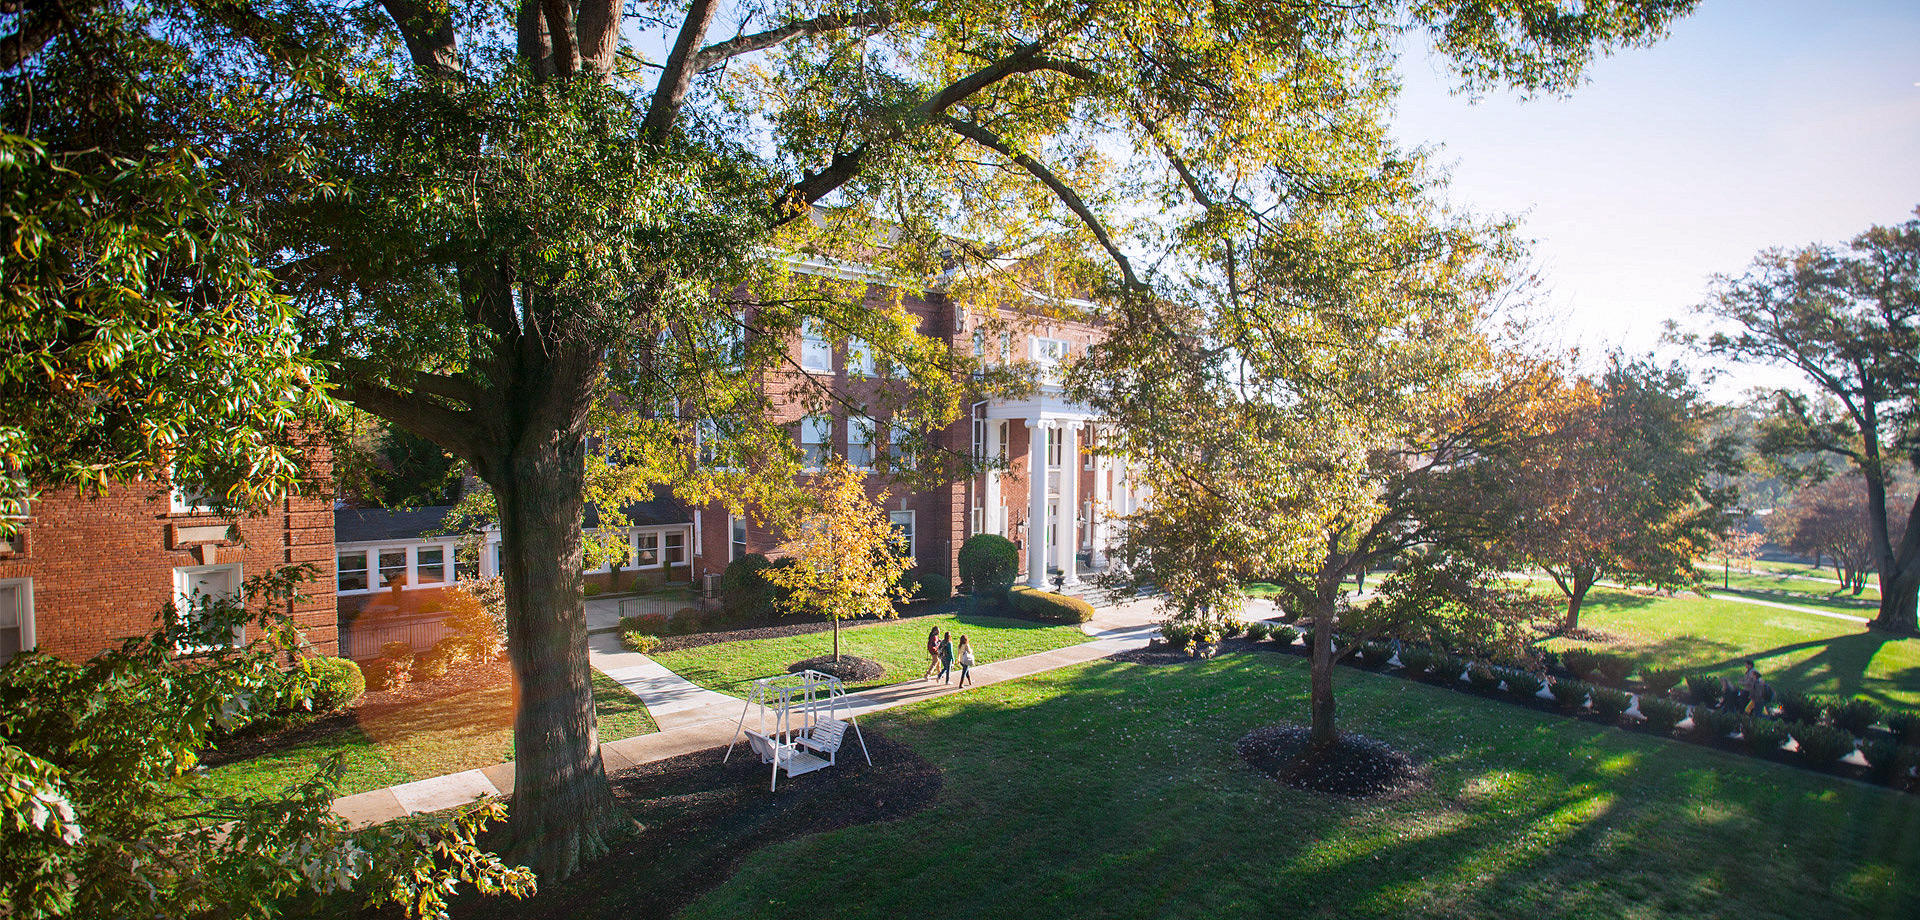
[724,669,871,790]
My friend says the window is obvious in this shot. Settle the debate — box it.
[710,309,746,361]
[1047,427,1063,468]
[1032,336,1070,365]
[889,511,915,559]
[0,579,32,665]
[730,516,748,561]
[848,416,876,469]
[847,337,875,377]
[971,328,986,361]
[636,532,660,567]
[665,531,686,566]
[999,331,1013,364]
[997,421,1009,461]
[173,564,243,654]
[492,541,504,577]
[338,551,369,592]
[798,416,833,468]
[887,420,914,471]
[170,477,218,515]
[378,549,408,588]
[801,319,833,372]
[972,416,985,462]
[416,546,446,585]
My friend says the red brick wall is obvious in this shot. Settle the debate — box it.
[0,467,337,662]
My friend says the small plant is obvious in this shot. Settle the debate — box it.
[1828,697,1881,737]
[1504,670,1544,697]
[1639,697,1686,734]
[305,656,365,712]
[1690,707,1740,741]
[1560,648,1598,680]
[1789,722,1856,767]
[363,656,411,693]
[1685,674,1722,706]
[1359,641,1393,667]
[410,645,455,682]
[1777,690,1825,725]
[1244,621,1272,642]
[621,612,670,635]
[1549,678,1590,709]
[1467,663,1502,693]
[1220,617,1247,638]
[1590,687,1631,720]
[1889,710,1920,745]
[1592,653,1634,686]
[1269,625,1300,647]
[621,630,661,654]
[1440,655,1470,683]
[431,635,473,665]
[1860,740,1917,786]
[1160,620,1194,650]
[583,582,601,597]
[379,640,415,665]
[1741,715,1789,753]
[1640,668,1684,696]
[1398,647,1435,678]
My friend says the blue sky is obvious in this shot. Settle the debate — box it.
[1392,0,1920,396]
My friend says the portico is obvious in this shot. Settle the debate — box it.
[977,395,1140,591]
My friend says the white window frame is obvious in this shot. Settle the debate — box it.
[169,477,218,515]
[847,336,876,377]
[971,328,986,361]
[1031,336,1070,366]
[1047,428,1063,469]
[415,544,448,585]
[173,563,244,654]
[848,416,877,470]
[336,542,461,595]
[801,319,834,373]
[799,416,833,469]
[635,531,661,568]
[887,420,914,471]
[730,515,748,561]
[665,530,687,566]
[889,510,915,560]
[0,578,34,664]
[337,549,371,593]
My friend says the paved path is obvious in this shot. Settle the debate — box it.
[1702,591,1871,624]
[332,598,1166,828]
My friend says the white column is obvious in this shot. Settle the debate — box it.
[1025,419,1049,588]
[1056,423,1079,587]
[1091,430,1112,568]
[984,416,1003,536]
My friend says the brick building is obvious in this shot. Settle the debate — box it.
[0,466,337,665]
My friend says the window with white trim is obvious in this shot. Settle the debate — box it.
[847,337,875,377]
[888,511,915,560]
[378,549,409,588]
[1047,427,1063,469]
[730,516,748,561]
[170,474,218,515]
[338,551,370,592]
[999,331,1012,364]
[798,416,833,468]
[173,564,243,654]
[848,416,876,470]
[415,546,446,584]
[887,420,914,471]
[1031,336,1070,366]
[664,531,686,566]
[971,328,985,361]
[0,578,32,664]
[801,319,833,372]
[636,532,660,567]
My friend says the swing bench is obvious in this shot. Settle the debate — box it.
[725,669,870,790]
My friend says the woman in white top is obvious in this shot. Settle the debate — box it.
[957,635,976,688]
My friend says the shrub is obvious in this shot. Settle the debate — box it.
[1592,653,1634,686]
[621,612,669,636]
[1789,722,1855,767]
[1777,690,1825,725]
[1691,707,1740,741]
[1244,621,1272,642]
[379,640,415,665]
[410,645,455,682]
[621,630,661,654]
[1269,625,1300,647]
[1640,668,1684,696]
[957,534,1020,600]
[1589,687,1631,720]
[1549,678,1590,709]
[1889,710,1920,745]
[1398,647,1435,678]
[1639,697,1686,734]
[1741,715,1789,752]
[1359,641,1393,667]
[914,571,953,603]
[452,576,509,660]
[1160,620,1194,650]
[1828,697,1881,737]
[363,657,411,693]
[431,635,473,664]
[720,553,778,620]
[1467,663,1502,693]
[306,656,365,712]
[1008,586,1095,623]
[583,582,601,597]
[1220,617,1246,638]
[1685,674,1722,706]
[1504,670,1544,698]
[1440,655,1470,683]
[1560,648,1598,680]
[1860,740,1916,785]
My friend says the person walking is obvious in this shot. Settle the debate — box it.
[922,625,942,680]
[956,635,975,688]
[937,631,955,684]
[1740,659,1768,714]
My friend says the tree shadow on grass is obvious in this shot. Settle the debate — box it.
[1694,630,1917,706]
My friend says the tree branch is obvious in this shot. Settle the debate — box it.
[541,0,579,78]
[378,0,460,78]
[339,380,485,464]
[690,10,892,72]
[0,0,63,70]
[641,0,721,141]
[574,0,620,77]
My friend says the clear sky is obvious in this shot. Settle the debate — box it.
[1391,0,1920,397]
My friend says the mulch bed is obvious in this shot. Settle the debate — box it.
[1110,637,1269,664]
[425,730,940,920]
[1237,724,1428,799]
[789,654,885,682]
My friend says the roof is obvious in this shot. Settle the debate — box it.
[335,489,693,545]
[584,489,693,529]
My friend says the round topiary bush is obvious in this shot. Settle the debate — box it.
[914,570,953,603]
[720,553,776,621]
[1008,586,1095,623]
[363,657,411,693]
[306,657,365,712]
[957,534,1019,601]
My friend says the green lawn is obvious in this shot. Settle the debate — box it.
[200,671,658,798]
[1696,568,1883,609]
[678,652,1920,920]
[652,613,1089,694]
[1542,587,1920,707]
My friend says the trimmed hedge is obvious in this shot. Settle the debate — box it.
[1639,697,1685,734]
[1008,586,1094,623]
[913,571,953,603]
[958,534,1020,600]
[306,657,365,712]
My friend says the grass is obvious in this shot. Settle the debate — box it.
[651,613,1089,694]
[677,652,1920,920]
[201,670,658,798]
[1697,566,1883,606]
[1542,587,1920,707]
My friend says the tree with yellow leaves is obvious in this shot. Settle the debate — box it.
[763,457,915,668]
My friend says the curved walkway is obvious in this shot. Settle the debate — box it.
[332,599,1165,827]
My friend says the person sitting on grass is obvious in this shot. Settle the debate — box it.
[957,635,975,689]
[922,624,941,681]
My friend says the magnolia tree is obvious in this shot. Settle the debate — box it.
[762,456,914,667]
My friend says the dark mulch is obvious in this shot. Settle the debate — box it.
[789,654,885,682]
[1111,637,1268,664]
[1237,724,1428,799]
[432,730,940,920]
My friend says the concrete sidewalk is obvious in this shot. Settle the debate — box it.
[331,598,1166,827]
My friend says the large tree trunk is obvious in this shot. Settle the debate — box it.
[1870,490,1920,634]
[1307,598,1338,750]
[488,385,628,880]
